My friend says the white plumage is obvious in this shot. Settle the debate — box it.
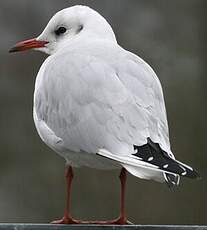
[12,5,198,187]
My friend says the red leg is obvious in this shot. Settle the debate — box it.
[90,167,129,225]
[76,168,131,225]
[51,166,80,224]
[116,167,128,224]
[52,167,132,225]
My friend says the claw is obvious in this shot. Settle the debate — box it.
[51,216,80,224]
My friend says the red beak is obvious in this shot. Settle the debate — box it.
[9,38,48,53]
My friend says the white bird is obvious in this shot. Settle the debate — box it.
[10,5,199,225]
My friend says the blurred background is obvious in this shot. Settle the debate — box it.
[0,0,206,225]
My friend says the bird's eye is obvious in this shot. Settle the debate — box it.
[55,27,67,36]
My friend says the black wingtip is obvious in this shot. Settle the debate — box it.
[179,163,201,180]
[189,169,201,180]
[133,138,201,181]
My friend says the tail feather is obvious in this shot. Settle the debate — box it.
[98,148,169,183]
[97,138,200,186]
[164,173,180,188]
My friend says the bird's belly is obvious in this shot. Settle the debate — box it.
[62,150,120,170]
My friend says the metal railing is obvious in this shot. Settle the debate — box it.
[0,225,207,230]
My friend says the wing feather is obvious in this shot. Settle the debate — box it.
[34,41,174,180]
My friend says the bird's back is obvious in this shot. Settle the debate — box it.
[33,39,172,167]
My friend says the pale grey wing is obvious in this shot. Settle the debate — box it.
[114,50,172,156]
[34,52,149,157]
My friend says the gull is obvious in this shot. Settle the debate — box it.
[10,5,199,225]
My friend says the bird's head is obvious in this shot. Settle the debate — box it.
[9,5,117,55]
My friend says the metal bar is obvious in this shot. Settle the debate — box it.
[0,224,207,230]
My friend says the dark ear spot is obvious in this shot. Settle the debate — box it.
[77,25,83,33]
